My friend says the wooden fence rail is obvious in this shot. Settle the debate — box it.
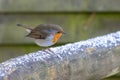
[0,31,120,80]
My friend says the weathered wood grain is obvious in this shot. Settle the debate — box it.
[1,31,120,80]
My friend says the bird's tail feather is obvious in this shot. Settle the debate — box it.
[17,24,32,30]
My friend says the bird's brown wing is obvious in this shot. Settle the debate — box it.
[26,25,51,39]
[26,31,47,39]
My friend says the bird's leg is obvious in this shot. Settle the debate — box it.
[42,47,54,54]
[47,48,55,54]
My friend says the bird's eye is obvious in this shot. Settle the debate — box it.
[57,31,61,33]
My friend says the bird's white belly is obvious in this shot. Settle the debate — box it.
[34,35,55,47]
[35,39,54,47]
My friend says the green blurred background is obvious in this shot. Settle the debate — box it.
[0,0,120,80]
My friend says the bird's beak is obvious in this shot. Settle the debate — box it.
[62,31,66,34]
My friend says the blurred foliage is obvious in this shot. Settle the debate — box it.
[1,13,120,44]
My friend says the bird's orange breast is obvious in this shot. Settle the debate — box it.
[52,33,62,43]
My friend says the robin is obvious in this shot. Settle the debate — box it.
[17,24,65,47]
